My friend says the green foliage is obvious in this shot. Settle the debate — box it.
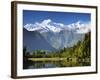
[24,32,91,60]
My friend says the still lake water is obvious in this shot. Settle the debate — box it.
[23,58,90,69]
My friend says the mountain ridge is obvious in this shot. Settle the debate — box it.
[23,28,57,52]
[23,19,90,52]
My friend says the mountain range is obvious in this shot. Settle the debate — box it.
[23,19,91,52]
[23,28,57,52]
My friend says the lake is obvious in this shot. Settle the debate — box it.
[23,57,90,69]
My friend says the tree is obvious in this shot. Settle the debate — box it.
[23,46,27,57]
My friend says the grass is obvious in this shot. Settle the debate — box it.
[28,57,66,61]
[28,57,77,61]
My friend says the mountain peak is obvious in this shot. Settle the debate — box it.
[24,19,63,33]
[23,19,91,50]
[24,19,91,34]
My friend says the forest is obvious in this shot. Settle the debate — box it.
[23,32,91,69]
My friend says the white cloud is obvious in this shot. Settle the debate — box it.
[24,19,91,34]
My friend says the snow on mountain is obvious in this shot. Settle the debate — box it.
[24,19,62,33]
[39,19,62,33]
[67,21,91,34]
[23,28,57,52]
[24,23,43,31]
[24,19,91,34]
[23,19,91,50]
[75,22,91,34]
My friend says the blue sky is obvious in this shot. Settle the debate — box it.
[23,10,91,52]
[23,10,91,26]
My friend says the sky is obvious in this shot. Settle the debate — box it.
[23,10,91,26]
[23,10,91,52]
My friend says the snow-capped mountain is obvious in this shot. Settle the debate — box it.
[24,19,62,33]
[24,19,91,34]
[23,28,57,52]
[24,19,91,50]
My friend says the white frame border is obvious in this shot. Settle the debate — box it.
[16,3,97,77]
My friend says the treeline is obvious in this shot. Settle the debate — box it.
[59,32,91,59]
[23,32,91,59]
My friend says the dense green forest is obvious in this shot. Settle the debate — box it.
[23,32,91,68]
